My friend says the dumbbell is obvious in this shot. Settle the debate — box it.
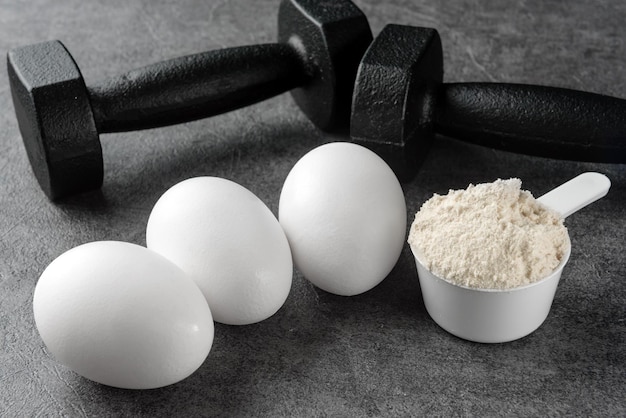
[351,24,626,180]
[7,0,372,200]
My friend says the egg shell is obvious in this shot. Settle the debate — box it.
[279,142,407,296]
[33,241,214,389]
[146,177,293,325]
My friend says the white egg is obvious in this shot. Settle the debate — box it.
[146,177,293,325]
[33,241,214,389]
[279,142,407,296]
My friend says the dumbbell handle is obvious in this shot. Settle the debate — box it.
[435,83,626,162]
[88,43,307,133]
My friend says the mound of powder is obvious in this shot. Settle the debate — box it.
[408,178,570,290]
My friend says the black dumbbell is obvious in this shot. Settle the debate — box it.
[7,0,372,200]
[351,24,626,180]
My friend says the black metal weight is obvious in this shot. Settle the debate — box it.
[351,24,626,180]
[7,0,372,200]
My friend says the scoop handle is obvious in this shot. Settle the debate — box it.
[536,172,611,218]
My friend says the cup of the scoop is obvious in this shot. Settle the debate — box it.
[412,239,571,343]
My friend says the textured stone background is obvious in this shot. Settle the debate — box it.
[1,0,625,416]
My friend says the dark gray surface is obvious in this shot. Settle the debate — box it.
[1,0,625,416]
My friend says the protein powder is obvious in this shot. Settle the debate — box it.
[408,178,570,290]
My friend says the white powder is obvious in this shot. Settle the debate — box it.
[408,178,570,290]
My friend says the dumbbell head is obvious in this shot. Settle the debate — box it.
[278,0,372,133]
[8,40,103,200]
[351,24,443,181]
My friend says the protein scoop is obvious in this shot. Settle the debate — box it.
[408,172,610,343]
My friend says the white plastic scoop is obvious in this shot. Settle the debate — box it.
[413,172,611,343]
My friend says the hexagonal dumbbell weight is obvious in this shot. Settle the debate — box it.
[351,24,626,180]
[7,0,372,200]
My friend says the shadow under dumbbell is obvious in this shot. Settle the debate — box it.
[58,114,330,211]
